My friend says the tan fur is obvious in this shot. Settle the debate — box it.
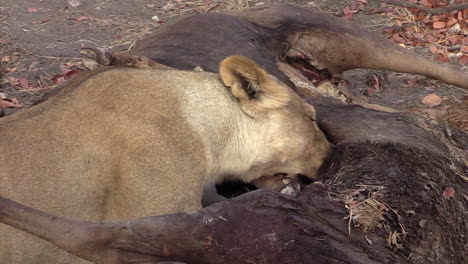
[0,55,330,263]
[220,55,291,111]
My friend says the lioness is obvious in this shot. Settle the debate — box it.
[0,55,330,263]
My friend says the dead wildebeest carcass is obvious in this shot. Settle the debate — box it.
[1,101,466,264]
[85,3,468,92]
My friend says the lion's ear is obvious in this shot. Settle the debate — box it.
[219,55,290,112]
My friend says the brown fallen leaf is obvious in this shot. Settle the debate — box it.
[342,7,357,21]
[70,16,89,22]
[446,19,457,28]
[1,55,11,62]
[420,108,447,120]
[0,98,23,109]
[422,93,442,107]
[442,187,455,199]
[416,12,426,21]
[446,35,462,45]
[436,52,449,63]
[459,55,468,65]
[391,33,406,44]
[27,8,38,13]
[19,78,29,89]
[433,21,447,29]
[424,33,439,43]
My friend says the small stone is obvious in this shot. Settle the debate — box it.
[447,24,460,34]
[68,0,82,8]
[163,2,177,11]
[151,15,160,22]
[280,182,301,197]
[419,219,427,228]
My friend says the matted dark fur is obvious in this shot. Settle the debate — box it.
[309,99,468,156]
[130,13,295,86]
[318,142,467,264]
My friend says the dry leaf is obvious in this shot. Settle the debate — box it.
[459,55,468,65]
[429,46,439,54]
[343,7,357,21]
[71,16,89,21]
[433,21,446,29]
[436,52,449,63]
[421,109,446,119]
[0,99,23,109]
[422,93,442,107]
[27,8,38,13]
[447,35,461,45]
[1,55,11,62]
[446,19,457,28]
[442,187,455,199]
[416,12,426,21]
[424,33,439,43]
[19,78,29,89]
[392,34,406,44]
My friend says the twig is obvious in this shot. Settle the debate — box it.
[0,6,13,22]
[433,44,463,52]
[31,54,83,60]
[376,0,468,14]
[383,22,417,30]
[127,40,136,51]
[17,87,53,92]
[348,206,353,236]
[205,4,220,13]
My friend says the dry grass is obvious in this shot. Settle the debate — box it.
[152,0,250,18]
[328,184,408,248]
[441,103,468,133]
[0,28,21,77]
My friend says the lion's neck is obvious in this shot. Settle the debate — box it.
[179,75,269,183]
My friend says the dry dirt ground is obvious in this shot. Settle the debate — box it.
[0,0,467,124]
